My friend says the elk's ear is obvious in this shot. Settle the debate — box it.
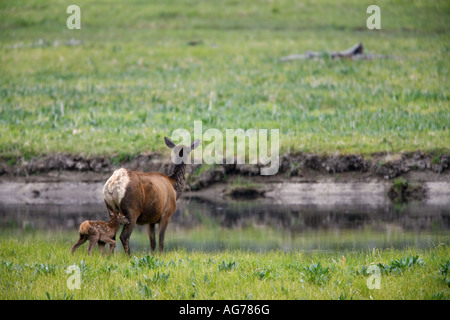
[164,137,176,149]
[191,139,200,150]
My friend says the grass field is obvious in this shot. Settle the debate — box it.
[0,233,449,300]
[0,0,449,160]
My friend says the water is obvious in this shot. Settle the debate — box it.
[0,198,448,252]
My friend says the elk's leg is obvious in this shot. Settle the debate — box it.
[87,235,99,256]
[158,217,171,254]
[70,234,87,254]
[147,223,156,254]
[120,216,136,258]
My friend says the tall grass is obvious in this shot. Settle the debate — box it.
[0,234,448,300]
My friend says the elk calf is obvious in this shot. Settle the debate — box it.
[70,211,129,255]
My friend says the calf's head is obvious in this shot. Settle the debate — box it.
[108,211,130,225]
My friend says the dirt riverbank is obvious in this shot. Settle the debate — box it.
[0,151,449,206]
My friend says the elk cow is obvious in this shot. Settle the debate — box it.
[103,137,200,256]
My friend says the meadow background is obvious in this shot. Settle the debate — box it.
[0,0,449,160]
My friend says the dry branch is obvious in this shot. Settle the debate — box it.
[280,42,397,61]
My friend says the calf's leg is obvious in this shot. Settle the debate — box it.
[87,235,99,256]
[71,234,87,254]
[100,237,116,255]
[98,243,106,255]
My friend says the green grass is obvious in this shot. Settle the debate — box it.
[0,0,449,159]
[1,233,449,299]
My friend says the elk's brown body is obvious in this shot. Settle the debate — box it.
[103,137,200,256]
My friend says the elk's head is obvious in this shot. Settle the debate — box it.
[164,137,200,164]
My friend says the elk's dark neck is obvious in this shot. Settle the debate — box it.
[169,163,186,199]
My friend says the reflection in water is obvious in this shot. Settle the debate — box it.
[0,197,449,252]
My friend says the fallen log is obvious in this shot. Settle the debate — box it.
[280,42,397,61]
[330,42,363,58]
